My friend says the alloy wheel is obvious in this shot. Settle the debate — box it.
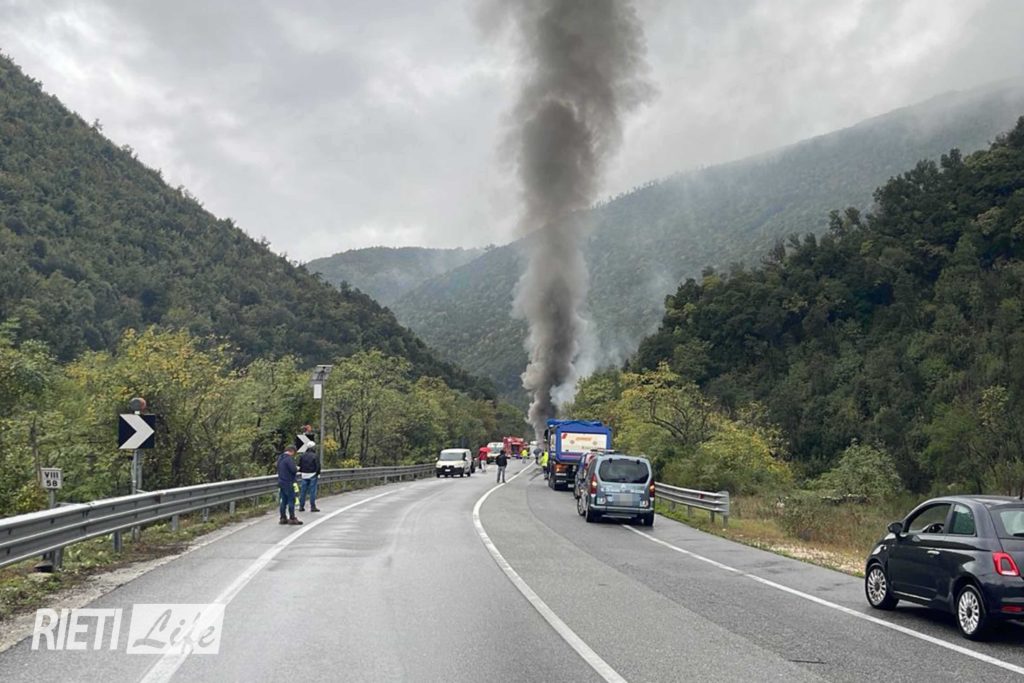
[866,567,888,606]
[958,588,981,636]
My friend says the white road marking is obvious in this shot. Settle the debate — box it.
[139,487,404,683]
[626,525,1024,677]
[473,464,628,683]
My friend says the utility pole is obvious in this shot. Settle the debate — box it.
[311,365,333,460]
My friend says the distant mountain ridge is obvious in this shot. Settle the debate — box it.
[307,246,484,307]
[385,79,1024,397]
[0,54,491,398]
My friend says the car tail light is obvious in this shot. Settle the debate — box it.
[994,552,1021,577]
[589,476,597,495]
[1002,606,1024,614]
[648,482,656,498]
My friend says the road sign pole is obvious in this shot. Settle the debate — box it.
[46,489,63,569]
[131,448,141,542]
[319,390,326,463]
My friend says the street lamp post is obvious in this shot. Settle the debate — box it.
[310,365,333,461]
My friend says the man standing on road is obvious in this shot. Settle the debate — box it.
[298,446,321,512]
[479,448,487,474]
[496,450,508,484]
[277,446,303,525]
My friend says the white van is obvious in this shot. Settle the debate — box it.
[436,448,473,477]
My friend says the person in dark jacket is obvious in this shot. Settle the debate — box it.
[298,447,321,512]
[277,446,302,525]
[496,450,508,484]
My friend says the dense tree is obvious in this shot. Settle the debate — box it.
[634,117,1024,493]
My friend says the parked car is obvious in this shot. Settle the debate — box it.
[573,450,612,500]
[577,453,655,526]
[864,495,1024,639]
[435,448,473,477]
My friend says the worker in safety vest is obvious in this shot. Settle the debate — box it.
[539,451,549,479]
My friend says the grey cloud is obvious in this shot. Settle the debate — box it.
[0,0,1021,261]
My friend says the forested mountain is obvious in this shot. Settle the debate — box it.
[633,117,1024,492]
[307,246,484,307]
[0,54,490,397]
[392,80,1024,397]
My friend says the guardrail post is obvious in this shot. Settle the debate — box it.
[170,514,180,532]
[710,510,716,525]
[686,505,692,517]
[113,531,123,553]
[202,507,210,523]
[721,491,730,528]
[228,501,235,515]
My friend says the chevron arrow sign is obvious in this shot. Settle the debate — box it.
[119,413,156,450]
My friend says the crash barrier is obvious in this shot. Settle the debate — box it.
[0,464,434,570]
[656,483,730,527]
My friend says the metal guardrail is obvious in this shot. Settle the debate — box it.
[656,483,730,527]
[0,464,433,570]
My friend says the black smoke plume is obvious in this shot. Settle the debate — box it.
[499,0,649,438]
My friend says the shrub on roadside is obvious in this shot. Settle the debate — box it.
[815,441,903,501]
[660,421,792,495]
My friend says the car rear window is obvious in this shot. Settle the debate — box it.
[598,458,650,484]
[993,506,1024,538]
[949,504,976,535]
[439,451,465,461]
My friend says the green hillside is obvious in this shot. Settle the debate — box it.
[308,246,484,307]
[392,81,1024,398]
[0,54,490,398]
[634,117,1024,491]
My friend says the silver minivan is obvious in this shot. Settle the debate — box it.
[577,454,655,526]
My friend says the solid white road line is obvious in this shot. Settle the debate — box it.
[626,526,1024,677]
[473,464,628,683]
[140,486,405,683]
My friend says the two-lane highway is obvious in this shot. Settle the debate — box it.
[2,460,1024,681]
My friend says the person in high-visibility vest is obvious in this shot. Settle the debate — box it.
[539,451,549,479]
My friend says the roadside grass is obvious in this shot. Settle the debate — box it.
[0,478,387,625]
[656,492,922,577]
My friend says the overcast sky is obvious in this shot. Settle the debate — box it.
[1,0,1022,261]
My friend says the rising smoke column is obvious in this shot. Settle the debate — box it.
[502,0,649,438]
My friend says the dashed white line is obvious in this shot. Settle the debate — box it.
[626,525,1024,677]
[473,464,628,683]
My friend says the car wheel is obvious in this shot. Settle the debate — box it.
[864,563,898,610]
[459,471,464,478]
[642,513,654,527]
[577,494,585,517]
[585,505,599,523]
[436,472,441,478]
[956,584,990,640]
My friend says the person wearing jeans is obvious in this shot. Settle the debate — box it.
[496,450,508,484]
[298,447,321,512]
[277,446,302,525]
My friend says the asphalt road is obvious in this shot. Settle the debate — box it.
[3,460,1024,682]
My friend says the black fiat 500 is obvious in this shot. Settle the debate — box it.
[864,495,1024,639]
